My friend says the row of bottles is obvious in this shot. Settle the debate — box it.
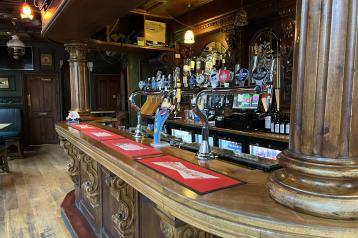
[264,109,290,135]
[261,88,288,134]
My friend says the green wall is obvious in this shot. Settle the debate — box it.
[0,39,65,109]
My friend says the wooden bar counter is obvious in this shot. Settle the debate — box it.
[55,122,358,238]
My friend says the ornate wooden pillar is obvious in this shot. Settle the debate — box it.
[267,0,358,219]
[65,43,90,114]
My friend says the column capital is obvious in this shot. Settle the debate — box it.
[65,42,88,62]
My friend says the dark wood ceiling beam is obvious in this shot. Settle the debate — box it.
[41,0,148,43]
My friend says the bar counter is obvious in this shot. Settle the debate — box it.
[55,122,358,238]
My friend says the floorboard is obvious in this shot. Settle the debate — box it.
[0,144,73,238]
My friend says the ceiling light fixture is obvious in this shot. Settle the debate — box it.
[20,1,34,20]
[184,29,195,44]
[183,0,195,44]
[235,0,248,27]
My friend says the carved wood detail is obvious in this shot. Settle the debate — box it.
[155,207,212,238]
[62,139,80,185]
[105,174,136,238]
[81,154,100,209]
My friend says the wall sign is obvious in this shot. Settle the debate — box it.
[0,75,15,91]
[0,77,9,89]
[40,51,54,71]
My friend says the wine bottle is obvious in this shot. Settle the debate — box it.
[285,114,290,135]
[280,114,285,134]
[274,113,280,134]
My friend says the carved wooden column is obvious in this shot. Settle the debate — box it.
[65,43,90,114]
[267,0,358,219]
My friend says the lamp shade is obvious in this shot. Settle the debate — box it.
[184,30,195,44]
[21,2,34,20]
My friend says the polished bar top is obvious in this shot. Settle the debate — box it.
[144,116,289,143]
[55,122,358,238]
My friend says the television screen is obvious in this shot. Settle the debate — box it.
[0,45,34,70]
[233,93,260,110]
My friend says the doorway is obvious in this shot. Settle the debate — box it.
[24,74,60,145]
[93,74,127,111]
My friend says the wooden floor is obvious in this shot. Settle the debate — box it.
[0,144,73,238]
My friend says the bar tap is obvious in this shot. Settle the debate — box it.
[129,90,164,139]
[192,86,258,160]
[129,91,144,139]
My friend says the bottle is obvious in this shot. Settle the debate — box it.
[270,112,275,133]
[280,114,285,134]
[285,115,290,135]
[274,113,280,134]
[264,97,271,132]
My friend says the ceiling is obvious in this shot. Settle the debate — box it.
[0,0,42,39]
[133,0,214,18]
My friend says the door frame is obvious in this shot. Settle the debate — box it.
[23,73,61,146]
[92,73,124,111]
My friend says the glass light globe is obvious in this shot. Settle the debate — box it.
[184,30,195,44]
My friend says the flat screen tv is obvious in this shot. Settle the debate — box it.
[0,45,34,70]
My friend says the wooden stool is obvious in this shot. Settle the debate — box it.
[0,145,9,173]
[5,137,23,159]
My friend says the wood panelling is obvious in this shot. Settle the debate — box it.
[94,74,123,111]
[24,74,59,145]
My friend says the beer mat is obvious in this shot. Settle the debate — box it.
[102,139,162,158]
[137,155,245,195]
[70,123,99,131]
[82,129,125,141]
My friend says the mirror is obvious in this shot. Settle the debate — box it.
[198,42,227,72]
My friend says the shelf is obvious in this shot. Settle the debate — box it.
[88,39,175,53]
[143,115,289,143]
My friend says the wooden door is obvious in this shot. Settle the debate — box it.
[94,74,124,111]
[24,74,59,145]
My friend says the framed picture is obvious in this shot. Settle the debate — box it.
[0,77,9,89]
[40,51,54,70]
[0,75,15,91]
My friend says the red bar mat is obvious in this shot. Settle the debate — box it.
[102,139,162,159]
[70,123,98,131]
[137,155,245,195]
[82,129,125,141]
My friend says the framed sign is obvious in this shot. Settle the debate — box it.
[0,78,9,89]
[40,51,54,71]
[0,76,15,91]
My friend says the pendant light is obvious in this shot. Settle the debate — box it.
[184,0,195,44]
[184,29,195,44]
[235,0,248,27]
[21,1,34,20]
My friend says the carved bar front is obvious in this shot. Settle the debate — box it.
[267,0,358,219]
[59,136,210,238]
